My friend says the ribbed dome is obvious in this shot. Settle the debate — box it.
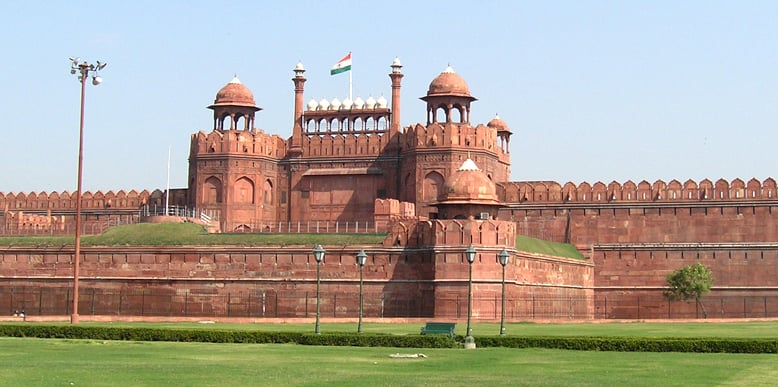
[307,99,319,111]
[365,96,377,109]
[439,159,499,203]
[426,66,471,98]
[212,76,256,107]
[487,114,511,132]
[376,95,388,108]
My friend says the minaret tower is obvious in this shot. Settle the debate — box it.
[288,62,306,156]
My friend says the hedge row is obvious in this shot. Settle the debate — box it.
[0,325,776,353]
[0,325,456,348]
[471,335,778,353]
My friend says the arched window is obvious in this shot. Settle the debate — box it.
[234,177,254,204]
[204,177,223,204]
[423,171,445,202]
[263,179,273,205]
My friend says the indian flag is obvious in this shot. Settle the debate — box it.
[330,52,352,75]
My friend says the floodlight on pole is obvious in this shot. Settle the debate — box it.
[68,57,106,325]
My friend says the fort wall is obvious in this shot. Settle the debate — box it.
[0,243,593,320]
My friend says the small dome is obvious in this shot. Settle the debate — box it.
[331,97,341,110]
[353,96,365,109]
[294,62,305,72]
[439,159,499,204]
[376,95,388,108]
[212,76,256,107]
[342,97,353,109]
[307,99,319,111]
[391,57,402,67]
[365,96,377,109]
[318,98,330,110]
[426,66,471,98]
[487,114,510,132]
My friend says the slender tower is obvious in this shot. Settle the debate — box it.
[289,62,306,156]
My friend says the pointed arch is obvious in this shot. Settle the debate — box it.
[204,176,223,204]
[423,171,445,202]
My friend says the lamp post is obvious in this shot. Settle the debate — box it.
[312,244,326,334]
[498,249,510,336]
[464,245,477,348]
[356,250,367,333]
[68,57,106,325]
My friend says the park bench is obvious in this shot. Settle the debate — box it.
[420,322,456,339]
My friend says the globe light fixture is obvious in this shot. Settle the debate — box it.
[464,244,477,348]
[312,244,326,334]
[356,249,368,333]
[498,249,510,336]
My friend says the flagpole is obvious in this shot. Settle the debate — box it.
[349,70,352,101]
[165,146,171,215]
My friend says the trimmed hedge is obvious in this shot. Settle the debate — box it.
[472,335,778,353]
[0,325,456,348]
[0,325,776,353]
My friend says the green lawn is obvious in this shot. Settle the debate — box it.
[0,223,387,247]
[0,337,774,386]
[0,223,585,259]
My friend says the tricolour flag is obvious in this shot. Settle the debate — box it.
[330,52,352,76]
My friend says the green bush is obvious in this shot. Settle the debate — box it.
[474,335,778,353]
[0,325,775,353]
[0,325,456,348]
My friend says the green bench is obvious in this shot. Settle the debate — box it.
[420,322,456,339]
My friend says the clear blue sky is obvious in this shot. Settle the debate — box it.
[1,1,775,193]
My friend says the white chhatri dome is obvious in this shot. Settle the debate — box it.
[307,99,318,110]
[458,158,480,171]
[318,98,330,110]
[365,96,376,109]
[342,97,353,109]
[330,97,341,110]
[353,96,365,109]
[376,95,388,108]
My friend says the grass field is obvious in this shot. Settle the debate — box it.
[0,337,775,386]
[1,321,776,386]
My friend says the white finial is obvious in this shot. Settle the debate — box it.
[230,74,241,84]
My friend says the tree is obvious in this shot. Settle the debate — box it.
[664,263,713,318]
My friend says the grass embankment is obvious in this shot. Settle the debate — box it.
[0,223,585,259]
[516,234,584,260]
[0,223,387,247]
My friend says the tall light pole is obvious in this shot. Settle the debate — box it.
[464,245,477,348]
[498,249,510,336]
[312,244,326,334]
[68,57,106,325]
[356,250,367,333]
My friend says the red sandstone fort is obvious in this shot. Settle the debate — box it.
[1,59,777,321]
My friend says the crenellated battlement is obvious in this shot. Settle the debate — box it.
[403,122,502,153]
[501,177,778,204]
[190,129,287,159]
[0,189,164,212]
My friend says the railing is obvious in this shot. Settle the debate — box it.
[4,287,774,320]
[0,215,140,236]
[223,220,390,234]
